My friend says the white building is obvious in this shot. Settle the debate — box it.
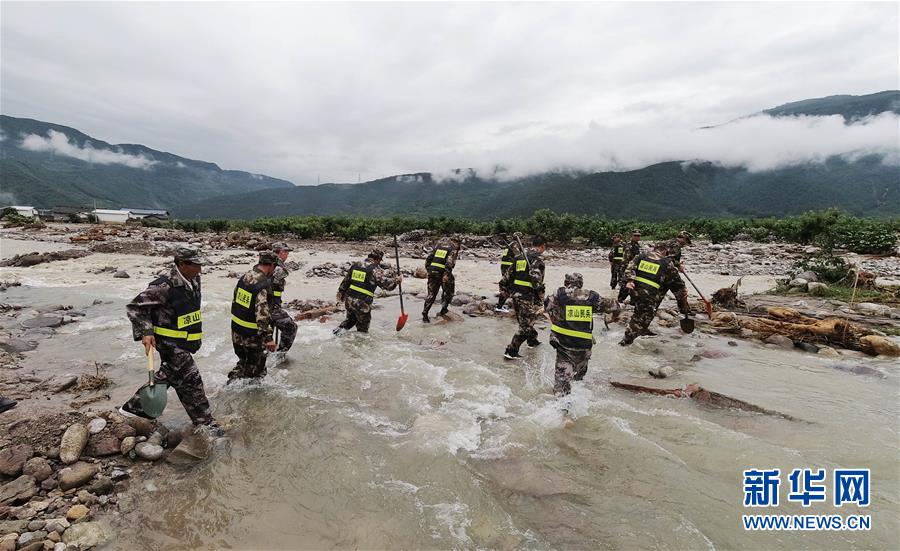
[92,209,131,224]
[7,206,38,218]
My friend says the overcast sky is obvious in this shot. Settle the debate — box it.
[2,1,898,184]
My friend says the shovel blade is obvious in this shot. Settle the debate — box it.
[138,383,168,418]
[396,313,409,331]
[680,317,695,334]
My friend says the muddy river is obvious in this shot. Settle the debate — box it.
[2,236,897,550]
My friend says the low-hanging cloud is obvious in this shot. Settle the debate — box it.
[430,112,900,182]
[19,130,157,169]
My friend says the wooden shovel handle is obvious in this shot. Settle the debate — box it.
[147,349,155,386]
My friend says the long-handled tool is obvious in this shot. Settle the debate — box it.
[393,235,409,331]
[681,269,714,318]
[138,348,167,418]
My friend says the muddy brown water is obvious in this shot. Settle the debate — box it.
[2,237,898,550]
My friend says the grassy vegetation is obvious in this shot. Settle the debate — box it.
[139,209,900,254]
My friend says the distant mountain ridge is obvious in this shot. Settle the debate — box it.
[2,90,898,218]
[0,115,292,209]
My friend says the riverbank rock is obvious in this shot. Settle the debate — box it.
[134,443,164,461]
[0,249,91,268]
[20,315,64,329]
[0,444,33,477]
[0,475,37,505]
[119,437,136,455]
[649,366,676,379]
[796,270,819,282]
[59,424,89,464]
[85,432,121,457]
[57,462,98,491]
[0,337,37,353]
[807,282,829,293]
[124,417,155,437]
[21,457,52,482]
[859,335,900,357]
[764,334,794,349]
[87,418,107,434]
[112,270,130,278]
[62,522,111,549]
[788,278,808,291]
[65,505,89,522]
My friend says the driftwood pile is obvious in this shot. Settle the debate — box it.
[711,306,899,357]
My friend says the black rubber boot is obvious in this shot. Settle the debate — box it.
[0,397,17,414]
[422,313,430,323]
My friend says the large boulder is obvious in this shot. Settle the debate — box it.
[0,444,33,477]
[59,424,89,464]
[134,443,164,461]
[796,270,819,282]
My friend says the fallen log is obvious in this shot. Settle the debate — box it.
[610,381,798,421]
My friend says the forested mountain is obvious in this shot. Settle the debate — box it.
[3,91,898,218]
[173,156,899,220]
[0,116,292,208]
[763,90,900,121]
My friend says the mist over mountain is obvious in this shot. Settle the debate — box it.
[0,115,292,208]
[1,91,898,219]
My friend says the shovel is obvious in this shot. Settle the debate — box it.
[680,316,695,334]
[138,348,167,418]
[393,235,409,331]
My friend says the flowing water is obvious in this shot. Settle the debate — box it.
[2,238,898,550]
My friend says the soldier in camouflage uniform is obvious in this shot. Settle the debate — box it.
[545,273,620,397]
[270,242,298,353]
[335,248,402,333]
[121,247,216,426]
[228,252,278,381]
[619,242,692,346]
[495,233,523,312]
[656,231,692,309]
[503,236,547,360]
[617,230,643,303]
[422,236,461,323]
[607,233,626,289]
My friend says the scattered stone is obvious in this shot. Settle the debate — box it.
[109,422,136,440]
[0,337,37,353]
[109,470,128,482]
[50,375,79,394]
[16,531,46,548]
[788,278,808,290]
[43,519,69,535]
[87,418,107,434]
[147,432,164,447]
[20,315,65,329]
[0,519,30,535]
[65,504,90,522]
[0,534,15,551]
[119,437,136,455]
[57,462,99,491]
[0,250,91,268]
[134,442,164,461]
[18,541,43,551]
[0,444,34,477]
[40,479,57,491]
[116,494,134,513]
[124,417,155,437]
[85,432,120,457]
[807,282,829,293]
[26,520,45,532]
[59,424,89,464]
[0,475,37,505]
[853,302,889,317]
[818,346,840,358]
[648,366,677,379]
[167,434,211,465]
[796,270,819,282]
[764,334,794,349]
[85,477,113,496]
[794,341,820,354]
[61,522,111,549]
[22,457,52,482]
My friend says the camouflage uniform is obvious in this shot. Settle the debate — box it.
[122,262,214,426]
[617,238,643,302]
[270,257,298,352]
[545,274,620,396]
[503,248,546,356]
[656,234,689,309]
[423,240,459,319]
[336,257,400,332]
[608,239,626,289]
[619,249,691,346]
[229,265,274,380]
[496,236,523,309]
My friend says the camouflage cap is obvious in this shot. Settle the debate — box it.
[272,241,293,252]
[677,231,693,244]
[258,251,278,264]
[564,272,584,288]
[173,246,209,265]
[369,248,386,260]
[612,232,623,240]
[631,229,641,236]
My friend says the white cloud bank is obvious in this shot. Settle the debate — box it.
[428,112,900,181]
[19,130,157,169]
